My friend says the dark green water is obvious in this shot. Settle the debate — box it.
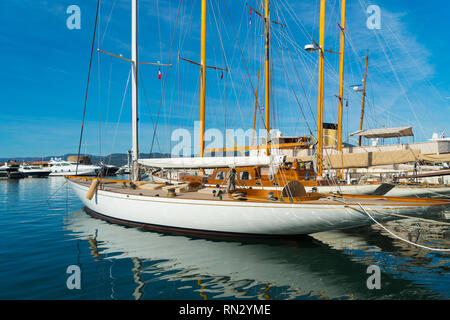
[0,177,449,300]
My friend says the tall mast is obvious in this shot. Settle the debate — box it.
[251,71,260,147]
[359,49,369,147]
[199,0,207,158]
[264,0,271,155]
[337,0,346,179]
[131,0,140,181]
[317,0,325,177]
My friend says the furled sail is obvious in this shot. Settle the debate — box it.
[288,149,421,169]
[418,153,450,163]
[138,155,286,169]
[349,127,414,139]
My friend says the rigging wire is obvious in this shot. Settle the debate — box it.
[107,68,132,166]
[271,31,313,136]
[138,69,162,153]
[76,0,101,176]
[100,0,117,47]
[149,0,183,156]
[97,0,102,164]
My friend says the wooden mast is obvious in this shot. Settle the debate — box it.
[131,0,140,181]
[199,0,207,158]
[317,0,326,177]
[251,71,260,147]
[337,0,346,179]
[359,49,369,147]
[264,0,271,156]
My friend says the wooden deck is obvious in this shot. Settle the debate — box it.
[66,176,450,207]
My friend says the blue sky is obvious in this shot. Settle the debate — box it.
[0,0,449,158]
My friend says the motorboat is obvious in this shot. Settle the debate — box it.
[0,163,9,179]
[49,158,101,176]
[0,162,25,179]
[99,163,120,176]
[19,164,52,178]
[115,164,131,175]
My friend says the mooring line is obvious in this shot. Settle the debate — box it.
[355,202,450,252]
[46,181,68,203]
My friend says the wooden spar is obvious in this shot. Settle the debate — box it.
[205,141,308,154]
[97,49,173,66]
[178,56,226,71]
[264,0,271,156]
[246,1,283,154]
[98,49,132,63]
[317,0,326,177]
[251,71,260,147]
[246,3,284,27]
[131,0,140,181]
[337,0,346,179]
[199,0,207,158]
[394,169,450,180]
[359,49,369,147]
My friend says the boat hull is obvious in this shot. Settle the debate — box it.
[67,179,447,237]
[385,186,450,198]
[19,170,51,178]
[50,169,98,176]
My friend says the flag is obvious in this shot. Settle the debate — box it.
[158,69,161,80]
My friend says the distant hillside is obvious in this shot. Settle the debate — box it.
[0,153,171,167]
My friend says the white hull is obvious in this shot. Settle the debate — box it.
[48,159,101,176]
[50,169,98,176]
[385,186,450,198]
[68,179,447,236]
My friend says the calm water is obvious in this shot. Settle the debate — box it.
[1,177,449,300]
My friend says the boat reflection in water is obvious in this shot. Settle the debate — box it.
[65,208,449,300]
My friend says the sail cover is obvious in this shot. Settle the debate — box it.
[349,127,413,139]
[288,149,421,169]
[138,155,286,169]
[419,153,450,163]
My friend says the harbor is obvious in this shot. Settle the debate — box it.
[1,176,449,300]
[0,155,125,179]
[1,0,449,305]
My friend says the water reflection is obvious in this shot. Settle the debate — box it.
[65,208,448,300]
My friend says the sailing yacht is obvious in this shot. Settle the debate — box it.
[67,0,450,238]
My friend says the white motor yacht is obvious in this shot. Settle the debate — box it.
[0,163,9,179]
[49,158,101,176]
[19,164,52,178]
